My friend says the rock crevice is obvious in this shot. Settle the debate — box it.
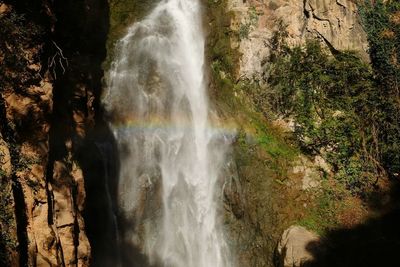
[228,0,369,79]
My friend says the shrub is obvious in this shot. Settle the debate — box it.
[266,39,383,193]
[360,0,400,178]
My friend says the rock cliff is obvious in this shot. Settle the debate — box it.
[0,1,109,266]
[229,0,369,79]
[206,1,370,266]
[0,0,374,266]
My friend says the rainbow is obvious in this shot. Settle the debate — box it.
[109,114,239,139]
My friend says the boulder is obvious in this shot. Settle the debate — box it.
[276,225,321,267]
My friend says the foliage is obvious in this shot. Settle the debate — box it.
[262,2,400,231]
[266,40,383,193]
[298,181,343,234]
[238,7,259,39]
[0,9,43,93]
[360,0,400,179]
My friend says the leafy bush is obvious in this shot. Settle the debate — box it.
[266,40,383,193]
[360,0,400,179]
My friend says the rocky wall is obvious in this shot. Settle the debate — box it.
[0,1,110,266]
[229,0,369,80]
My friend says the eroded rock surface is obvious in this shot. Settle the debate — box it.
[0,0,108,265]
[229,0,369,79]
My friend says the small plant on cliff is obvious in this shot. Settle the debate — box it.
[238,7,259,39]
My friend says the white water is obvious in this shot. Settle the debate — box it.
[103,0,232,266]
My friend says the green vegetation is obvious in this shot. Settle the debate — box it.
[0,9,43,93]
[238,7,258,39]
[207,0,297,170]
[207,0,239,78]
[266,36,400,195]
[298,189,339,234]
[360,0,400,180]
[105,0,158,69]
[206,1,303,263]
[259,0,400,234]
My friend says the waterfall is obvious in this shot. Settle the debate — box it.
[103,0,232,266]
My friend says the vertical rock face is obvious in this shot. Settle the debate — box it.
[0,1,372,266]
[5,78,58,267]
[205,1,369,267]
[0,0,109,266]
[303,0,368,55]
[1,2,57,265]
[228,0,369,79]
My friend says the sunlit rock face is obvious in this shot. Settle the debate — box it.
[104,1,233,266]
[276,225,321,267]
[228,0,368,80]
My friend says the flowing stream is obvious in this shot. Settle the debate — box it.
[103,0,232,266]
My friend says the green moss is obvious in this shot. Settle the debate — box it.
[254,121,297,159]
[206,0,240,77]
[297,182,345,235]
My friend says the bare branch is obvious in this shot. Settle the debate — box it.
[47,41,68,79]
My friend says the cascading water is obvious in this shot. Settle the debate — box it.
[103,0,233,266]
